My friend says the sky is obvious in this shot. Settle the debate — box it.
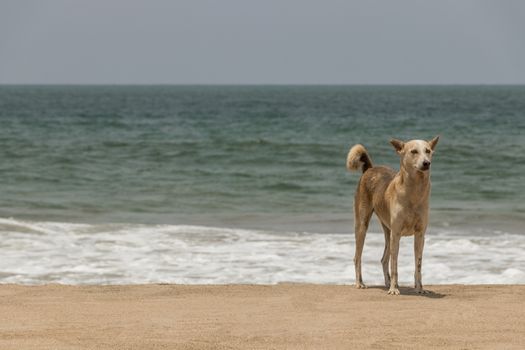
[1,0,524,84]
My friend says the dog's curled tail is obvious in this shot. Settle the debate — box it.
[346,144,373,173]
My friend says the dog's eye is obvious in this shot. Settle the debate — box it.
[425,148,431,154]
[411,149,418,154]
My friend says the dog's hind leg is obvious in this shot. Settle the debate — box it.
[354,198,373,289]
[380,223,391,288]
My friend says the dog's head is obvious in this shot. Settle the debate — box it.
[390,136,439,173]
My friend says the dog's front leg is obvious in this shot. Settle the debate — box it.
[414,233,429,294]
[388,233,401,295]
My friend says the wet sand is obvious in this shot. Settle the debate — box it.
[0,284,524,349]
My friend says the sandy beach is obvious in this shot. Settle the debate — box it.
[0,284,523,349]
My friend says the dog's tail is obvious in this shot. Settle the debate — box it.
[346,144,373,173]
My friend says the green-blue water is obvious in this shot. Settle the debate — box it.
[1,85,524,233]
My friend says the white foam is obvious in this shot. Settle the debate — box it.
[0,218,524,285]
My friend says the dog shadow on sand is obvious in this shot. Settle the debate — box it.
[366,286,446,299]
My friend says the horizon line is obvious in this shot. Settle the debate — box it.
[1,83,525,87]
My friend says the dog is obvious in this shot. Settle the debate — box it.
[346,136,439,295]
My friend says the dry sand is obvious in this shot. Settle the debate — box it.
[0,284,524,349]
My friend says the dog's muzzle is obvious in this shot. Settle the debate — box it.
[421,160,431,170]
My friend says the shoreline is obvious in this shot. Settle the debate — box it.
[2,217,524,285]
[1,284,524,349]
[3,210,525,236]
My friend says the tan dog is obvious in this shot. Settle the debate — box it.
[346,136,439,295]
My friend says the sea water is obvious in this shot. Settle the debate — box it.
[0,85,524,285]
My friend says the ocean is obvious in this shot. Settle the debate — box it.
[0,85,524,285]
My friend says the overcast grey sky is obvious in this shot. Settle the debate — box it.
[1,0,524,84]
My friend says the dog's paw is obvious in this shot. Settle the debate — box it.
[355,282,367,289]
[387,288,400,295]
[415,288,431,294]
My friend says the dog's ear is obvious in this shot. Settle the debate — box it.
[428,135,440,151]
[390,138,405,154]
